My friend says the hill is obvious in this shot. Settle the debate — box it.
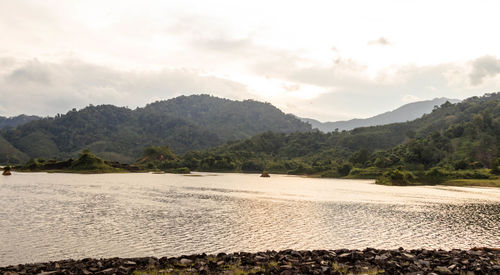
[0,95,311,164]
[172,93,500,183]
[303,97,460,132]
[0,115,41,129]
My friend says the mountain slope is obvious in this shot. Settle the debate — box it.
[304,97,461,132]
[0,115,41,129]
[143,95,310,140]
[182,93,500,175]
[0,95,311,163]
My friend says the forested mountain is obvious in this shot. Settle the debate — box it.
[0,115,40,129]
[0,95,311,164]
[303,97,460,132]
[177,93,500,180]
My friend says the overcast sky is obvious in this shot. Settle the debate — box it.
[1,0,500,121]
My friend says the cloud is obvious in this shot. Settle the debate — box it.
[469,55,500,85]
[368,37,391,46]
[254,55,500,120]
[402,94,421,103]
[0,58,253,116]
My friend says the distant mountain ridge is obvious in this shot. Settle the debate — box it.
[302,98,461,132]
[0,115,41,129]
[0,94,311,164]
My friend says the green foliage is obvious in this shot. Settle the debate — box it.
[70,150,116,172]
[0,135,29,164]
[138,146,177,164]
[491,157,500,175]
[422,167,449,184]
[376,168,416,186]
[164,167,190,174]
[0,95,311,163]
[347,167,385,179]
[23,158,44,171]
[350,149,370,166]
[0,115,40,130]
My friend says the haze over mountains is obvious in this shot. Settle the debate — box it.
[302,98,461,132]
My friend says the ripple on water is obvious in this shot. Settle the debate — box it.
[0,172,500,266]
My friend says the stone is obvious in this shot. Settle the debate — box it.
[434,266,452,274]
[180,258,193,265]
[402,253,415,259]
[339,253,351,258]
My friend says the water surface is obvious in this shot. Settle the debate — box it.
[1,172,500,266]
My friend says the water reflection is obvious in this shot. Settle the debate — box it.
[0,172,499,266]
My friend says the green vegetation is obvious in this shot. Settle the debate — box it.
[18,150,123,173]
[161,92,500,186]
[8,92,500,187]
[376,168,416,186]
[69,150,119,172]
[0,114,40,130]
[0,95,311,164]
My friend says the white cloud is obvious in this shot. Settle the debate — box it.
[2,1,500,121]
[402,95,421,103]
[469,55,500,85]
[368,37,391,46]
[0,59,253,116]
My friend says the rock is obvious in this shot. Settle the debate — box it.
[434,266,452,274]
[2,248,500,274]
[255,255,266,261]
[339,253,351,258]
[98,267,115,274]
[417,259,431,267]
[180,258,193,265]
[402,253,415,259]
[375,253,390,261]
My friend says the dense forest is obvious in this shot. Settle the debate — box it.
[7,92,500,185]
[140,92,500,185]
[0,115,40,130]
[0,95,311,164]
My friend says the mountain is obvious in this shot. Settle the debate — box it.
[0,115,41,129]
[0,95,311,164]
[180,93,500,178]
[303,97,461,132]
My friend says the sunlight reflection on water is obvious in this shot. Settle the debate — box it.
[1,172,500,265]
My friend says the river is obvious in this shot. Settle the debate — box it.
[1,172,499,266]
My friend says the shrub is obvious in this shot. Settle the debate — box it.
[376,168,416,186]
[422,167,449,184]
[347,166,385,179]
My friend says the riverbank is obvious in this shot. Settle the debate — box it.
[1,248,499,274]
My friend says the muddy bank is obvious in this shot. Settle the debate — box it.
[1,248,500,274]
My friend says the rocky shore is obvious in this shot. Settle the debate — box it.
[2,248,500,274]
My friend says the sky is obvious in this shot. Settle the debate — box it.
[1,0,500,121]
